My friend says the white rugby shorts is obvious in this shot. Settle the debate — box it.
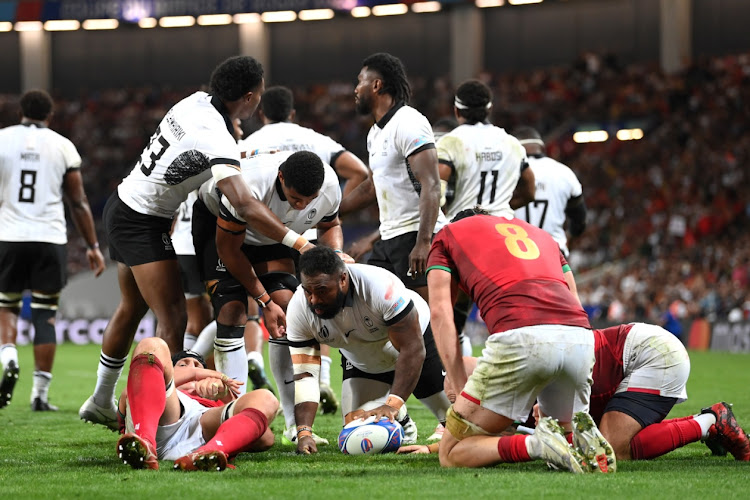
[462,324,595,423]
[619,322,689,402]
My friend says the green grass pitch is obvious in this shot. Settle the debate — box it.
[1,343,749,499]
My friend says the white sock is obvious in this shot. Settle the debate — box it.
[192,320,217,358]
[320,355,332,386]
[694,413,716,437]
[31,370,52,402]
[214,337,247,396]
[92,352,127,407]
[460,335,473,357]
[417,391,451,423]
[247,350,264,370]
[183,333,198,350]
[0,344,18,367]
[269,341,296,429]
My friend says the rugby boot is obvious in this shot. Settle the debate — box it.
[530,417,585,474]
[319,383,339,415]
[31,397,59,411]
[701,402,750,461]
[117,432,159,470]
[572,411,616,473]
[0,360,19,408]
[173,449,228,472]
[79,395,120,431]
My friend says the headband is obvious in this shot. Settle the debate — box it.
[518,138,545,146]
[454,97,492,110]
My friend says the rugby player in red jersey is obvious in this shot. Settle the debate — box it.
[426,206,613,472]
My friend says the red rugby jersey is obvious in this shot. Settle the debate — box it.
[427,214,590,334]
[589,324,633,422]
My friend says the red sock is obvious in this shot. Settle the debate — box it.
[661,415,696,424]
[126,353,166,449]
[565,432,573,445]
[497,435,531,462]
[630,418,702,460]
[197,408,269,457]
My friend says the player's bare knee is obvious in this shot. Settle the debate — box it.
[236,389,279,421]
[133,337,169,359]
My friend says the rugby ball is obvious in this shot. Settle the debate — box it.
[338,416,403,455]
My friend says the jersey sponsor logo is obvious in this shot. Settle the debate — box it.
[283,379,295,385]
[319,325,330,339]
[306,209,317,221]
[344,329,355,338]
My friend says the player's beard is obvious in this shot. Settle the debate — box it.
[355,93,373,115]
[309,288,346,319]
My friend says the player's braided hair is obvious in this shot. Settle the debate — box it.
[20,90,53,121]
[362,52,411,104]
[280,151,325,197]
[299,246,345,278]
[210,55,264,102]
[455,80,492,124]
[261,86,294,122]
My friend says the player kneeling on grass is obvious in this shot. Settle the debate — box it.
[115,337,278,471]
[402,322,750,464]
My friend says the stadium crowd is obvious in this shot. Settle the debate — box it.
[1,51,748,325]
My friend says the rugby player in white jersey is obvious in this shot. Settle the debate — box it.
[435,80,537,372]
[512,126,586,258]
[240,85,370,414]
[0,90,105,411]
[342,53,446,302]
[194,150,344,446]
[289,247,451,453]
[240,85,369,199]
[79,56,312,431]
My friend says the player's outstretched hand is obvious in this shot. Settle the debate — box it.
[363,404,399,423]
[88,247,106,277]
[396,444,430,454]
[264,300,287,338]
[297,435,318,455]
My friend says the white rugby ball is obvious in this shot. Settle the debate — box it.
[338,416,403,455]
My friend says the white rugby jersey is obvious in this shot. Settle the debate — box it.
[286,263,430,374]
[514,155,582,257]
[171,190,198,256]
[367,103,447,240]
[240,122,346,166]
[438,122,527,221]
[0,123,82,244]
[198,151,341,246]
[117,91,241,218]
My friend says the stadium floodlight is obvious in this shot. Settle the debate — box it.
[476,0,505,7]
[509,0,543,4]
[159,16,195,28]
[616,128,644,141]
[197,14,233,26]
[573,130,608,143]
[299,9,335,21]
[351,6,371,17]
[0,22,13,32]
[412,2,442,13]
[138,17,158,28]
[44,20,80,31]
[372,4,409,16]
[233,13,261,24]
[14,21,42,31]
[82,19,119,30]
[261,11,297,23]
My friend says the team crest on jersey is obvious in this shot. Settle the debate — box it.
[319,325,330,339]
[363,316,378,333]
[162,233,173,251]
[305,209,317,224]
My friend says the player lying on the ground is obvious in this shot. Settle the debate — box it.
[400,322,750,462]
[115,337,278,471]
